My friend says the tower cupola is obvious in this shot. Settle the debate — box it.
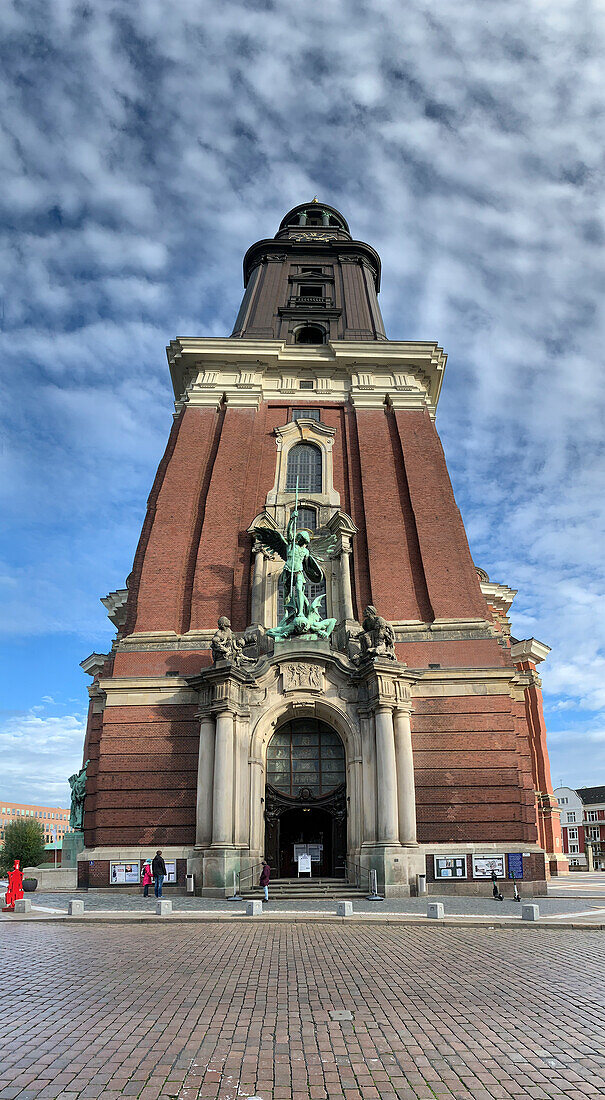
[231,201,386,342]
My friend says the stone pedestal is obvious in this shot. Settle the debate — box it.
[62,832,85,868]
[360,843,425,898]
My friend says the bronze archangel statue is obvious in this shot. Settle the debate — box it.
[253,495,337,641]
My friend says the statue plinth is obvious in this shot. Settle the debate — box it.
[61,831,85,868]
[273,638,332,657]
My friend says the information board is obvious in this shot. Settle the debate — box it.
[110,862,140,885]
[433,855,467,879]
[164,861,177,884]
[294,844,323,863]
[297,853,312,875]
[507,853,524,879]
[472,854,505,879]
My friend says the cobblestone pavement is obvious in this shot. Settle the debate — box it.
[13,889,605,920]
[2,925,605,1099]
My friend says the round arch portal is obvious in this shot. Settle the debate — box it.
[264,716,347,878]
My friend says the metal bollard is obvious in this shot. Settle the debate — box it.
[522,904,539,922]
[156,900,173,916]
[14,898,31,914]
[68,899,84,916]
[336,901,353,917]
[366,869,384,902]
[227,871,242,901]
[427,902,444,919]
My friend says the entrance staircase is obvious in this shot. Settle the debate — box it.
[240,877,363,901]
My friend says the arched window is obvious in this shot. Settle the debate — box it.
[294,505,318,531]
[295,325,325,344]
[266,720,345,796]
[286,443,322,492]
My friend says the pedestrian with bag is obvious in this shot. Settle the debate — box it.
[259,859,270,902]
[152,850,167,898]
[142,860,153,897]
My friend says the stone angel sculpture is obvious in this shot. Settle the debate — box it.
[252,505,337,641]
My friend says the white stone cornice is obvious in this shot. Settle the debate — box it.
[101,589,128,628]
[167,337,447,416]
[510,638,551,665]
[80,653,109,677]
[479,581,517,614]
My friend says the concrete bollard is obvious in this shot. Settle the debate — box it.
[336,901,353,917]
[156,900,173,916]
[14,898,31,914]
[246,900,263,916]
[427,902,444,920]
[522,904,539,922]
[68,899,84,916]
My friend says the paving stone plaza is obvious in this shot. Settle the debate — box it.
[2,922,605,1100]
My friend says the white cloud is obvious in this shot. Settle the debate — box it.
[0,707,85,806]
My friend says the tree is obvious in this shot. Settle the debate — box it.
[0,817,46,874]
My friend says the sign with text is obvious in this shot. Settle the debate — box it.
[164,861,177,884]
[472,854,505,879]
[297,853,312,875]
[433,855,467,879]
[110,862,140,885]
[507,853,524,879]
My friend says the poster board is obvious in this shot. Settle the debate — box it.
[164,861,177,884]
[433,855,467,880]
[110,862,140,885]
[297,853,312,876]
[294,844,323,863]
[507,853,524,879]
[472,854,505,879]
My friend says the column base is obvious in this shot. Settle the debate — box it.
[360,843,425,897]
[188,848,257,897]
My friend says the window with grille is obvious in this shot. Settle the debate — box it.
[294,506,317,531]
[292,408,320,422]
[286,443,322,491]
[266,719,345,796]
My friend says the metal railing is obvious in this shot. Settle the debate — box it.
[227,862,264,900]
[344,857,370,892]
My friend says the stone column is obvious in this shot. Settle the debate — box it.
[249,758,264,853]
[211,710,234,846]
[394,707,417,846]
[250,545,265,626]
[374,705,399,844]
[340,544,354,621]
[195,715,215,847]
[360,715,377,844]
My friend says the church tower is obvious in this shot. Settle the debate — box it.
[79,202,565,895]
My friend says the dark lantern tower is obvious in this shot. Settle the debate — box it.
[231,201,386,342]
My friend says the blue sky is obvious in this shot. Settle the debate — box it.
[1,0,604,806]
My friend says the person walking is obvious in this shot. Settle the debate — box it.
[259,859,270,902]
[152,850,167,898]
[142,860,153,897]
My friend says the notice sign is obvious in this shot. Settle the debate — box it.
[507,853,524,880]
[164,861,177,884]
[297,853,312,875]
[110,862,140,885]
[472,854,505,879]
[434,855,467,880]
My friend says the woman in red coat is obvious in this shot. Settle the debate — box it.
[259,860,270,902]
[142,861,153,897]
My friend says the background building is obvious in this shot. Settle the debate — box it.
[0,800,70,851]
[78,202,564,895]
[555,785,605,869]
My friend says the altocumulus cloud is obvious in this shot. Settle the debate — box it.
[0,707,85,806]
[1,0,604,795]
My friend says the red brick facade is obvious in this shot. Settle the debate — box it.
[80,202,563,890]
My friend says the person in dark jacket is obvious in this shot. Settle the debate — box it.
[259,860,270,902]
[152,850,167,898]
